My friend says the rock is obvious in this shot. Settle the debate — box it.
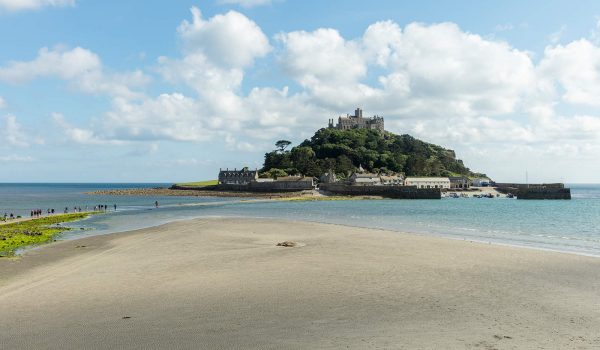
[276,241,297,247]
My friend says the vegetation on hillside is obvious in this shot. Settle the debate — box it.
[0,213,93,256]
[261,128,485,178]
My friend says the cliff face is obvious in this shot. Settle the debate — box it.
[262,128,485,178]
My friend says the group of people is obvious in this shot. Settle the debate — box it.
[24,204,119,217]
[3,201,162,222]
[93,204,116,212]
[30,209,53,217]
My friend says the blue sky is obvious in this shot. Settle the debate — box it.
[1,0,600,183]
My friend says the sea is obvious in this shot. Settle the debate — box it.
[1,183,600,256]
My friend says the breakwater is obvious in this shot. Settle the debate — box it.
[516,188,571,200]
[495,183,571,200]
[319,184,441,199]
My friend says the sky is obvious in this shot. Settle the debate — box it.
[1,0,600,183]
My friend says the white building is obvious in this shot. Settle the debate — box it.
[404,177,451,189]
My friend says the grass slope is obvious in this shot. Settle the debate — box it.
[175,180,218,187]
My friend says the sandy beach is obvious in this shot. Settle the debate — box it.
[1,218,599,349]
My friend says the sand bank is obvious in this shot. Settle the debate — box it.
[1,218,599,349]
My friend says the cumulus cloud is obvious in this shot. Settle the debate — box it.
[0,46,149,98]
[277,21,536,118]
[538,39,600,106]
[90,7,293,145]
[0,0,74,11]
[52,112,121,145]
[177,7,270,68]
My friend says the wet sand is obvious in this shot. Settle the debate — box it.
[1,218,599,349]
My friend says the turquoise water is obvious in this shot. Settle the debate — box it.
[2,183,600,256]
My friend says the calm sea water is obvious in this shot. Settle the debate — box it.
[1,183,599,256]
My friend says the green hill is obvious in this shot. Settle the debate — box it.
[261,128,485,179]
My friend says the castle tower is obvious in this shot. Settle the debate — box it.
[355,108,363,119]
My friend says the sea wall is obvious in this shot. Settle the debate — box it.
[495,183,565,189]
[319,183,441,199]
[516,188,571,200]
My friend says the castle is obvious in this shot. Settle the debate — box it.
[328,108,384,132]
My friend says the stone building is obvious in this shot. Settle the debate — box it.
[218,167,258,185]
[349,173,381,185]
[328,108,384,132]
[319,170,338,184]
[449,176,470,189]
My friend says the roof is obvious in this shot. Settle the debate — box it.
[354,178,380,183]
[276,176,312,182]
[405,177,450,182]
[219,168,258,175]
[353,173,379,178]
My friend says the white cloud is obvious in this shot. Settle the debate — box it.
[102,94,210,142]
[0,0,73,11]
[0,46,149,98]
[538,39,600,106]
[277,28,366,86]
[0,96,5,109]
[276,21,535,118]
[1,114,29,146]
[52,112,121,145]
[177,7,270,68]
[217,0,272,8]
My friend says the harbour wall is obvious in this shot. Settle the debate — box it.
[516,188,571,200]
[494,183,571,200]
[319,184,441,199]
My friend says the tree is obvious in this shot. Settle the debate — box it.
[261,168,288,179]
[291,146,316,174]
[275,140,292,153]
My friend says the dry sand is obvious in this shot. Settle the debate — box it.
[1,218,599,349]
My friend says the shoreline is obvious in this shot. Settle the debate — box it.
[1,217,599,349]
[8,204,600,260]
